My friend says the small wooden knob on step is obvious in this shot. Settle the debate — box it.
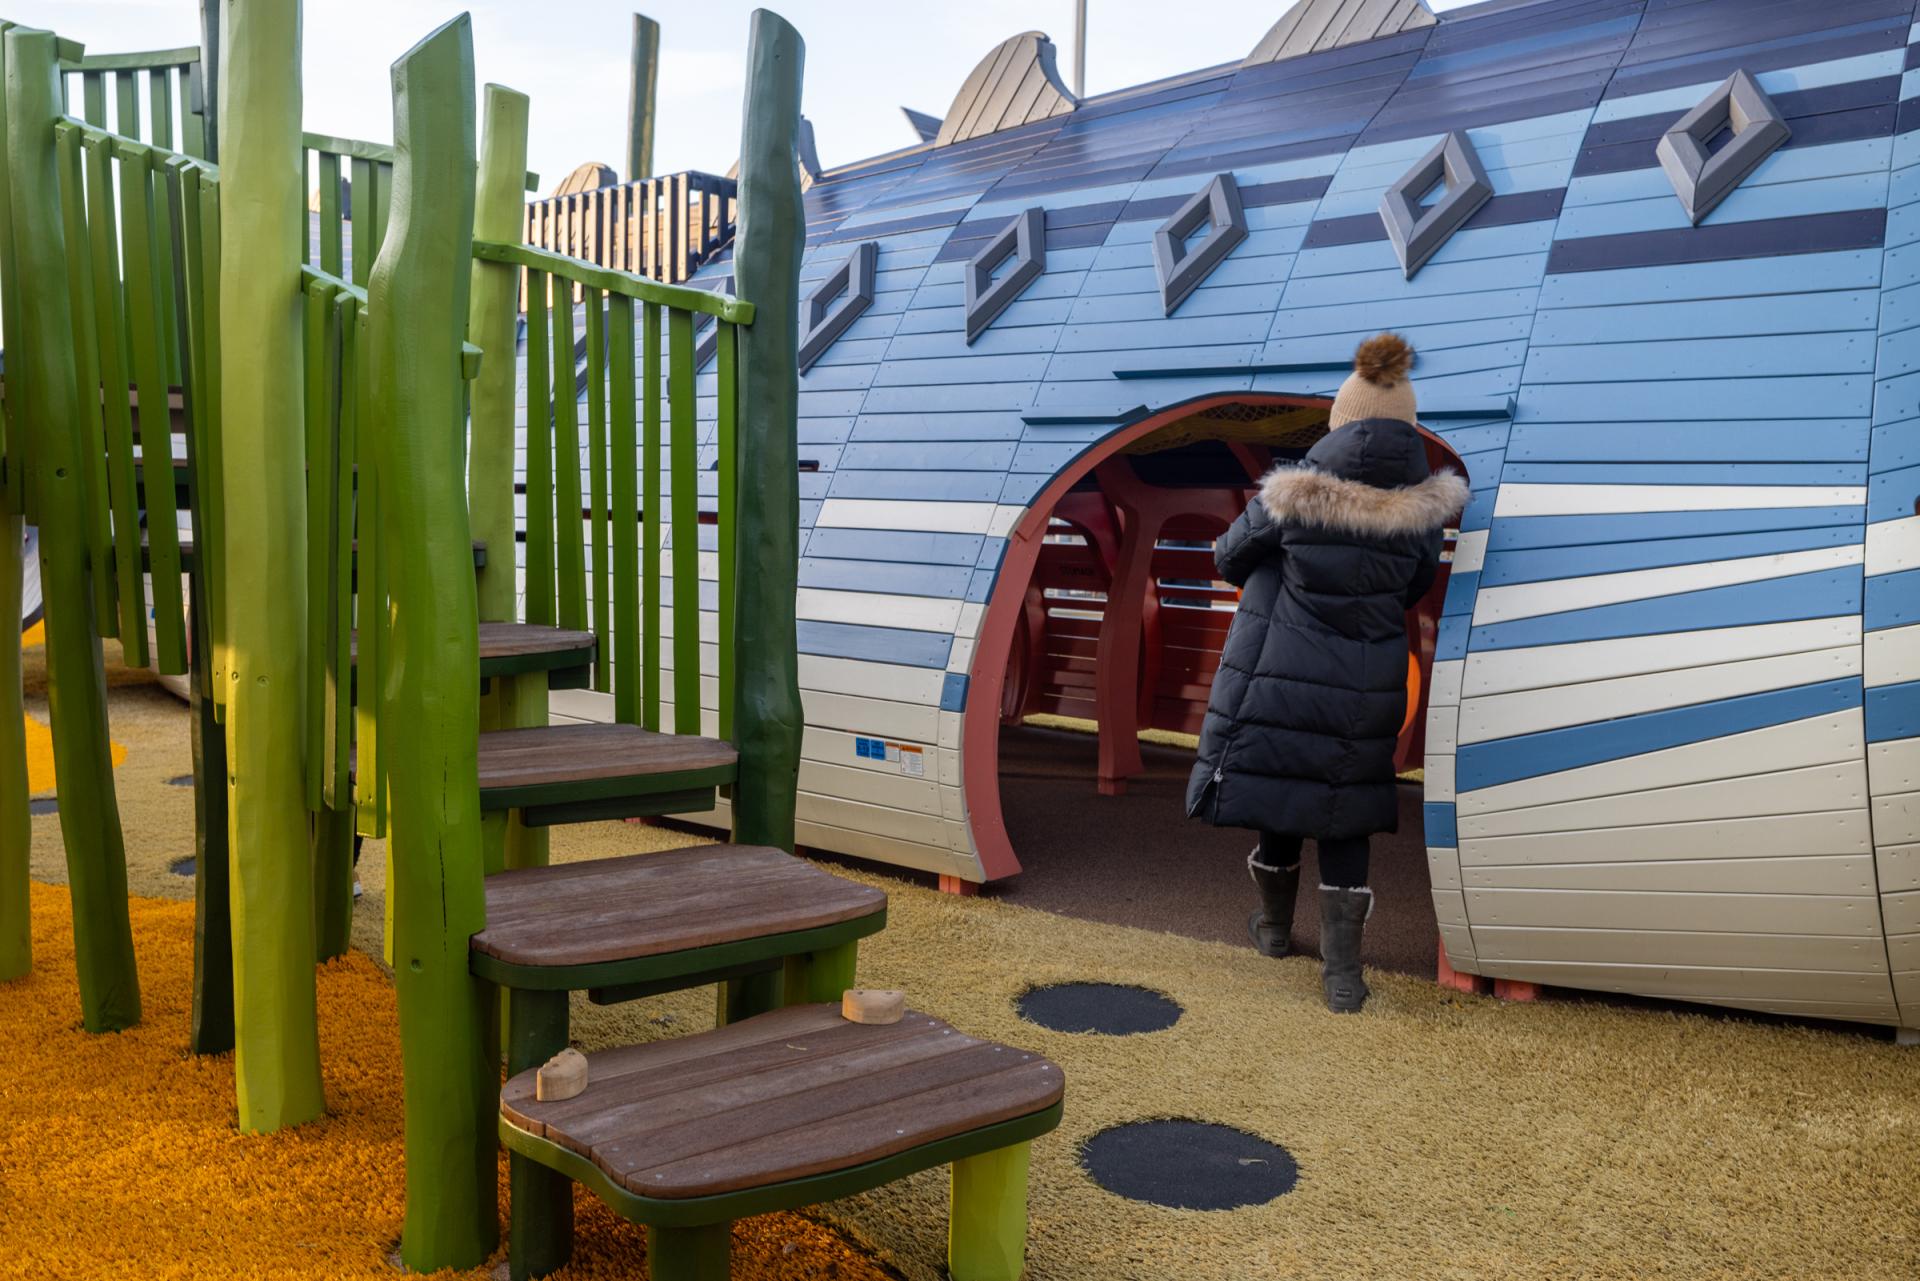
[841,988,905,1025]
[536,1047,589,1101]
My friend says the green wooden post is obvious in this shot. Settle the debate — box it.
[368,16,495,1270]
[647,1223,732,1281]
[626,14,659,183]
[0,24,30,985]
[728,10,805,854]
[218,0,324,1128]
[949,1143,1033,1281]
[3,25,142,1031]
[468,82,528,625]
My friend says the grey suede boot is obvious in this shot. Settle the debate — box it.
[1318,885,1372,1013]
[1246,847,1300,958]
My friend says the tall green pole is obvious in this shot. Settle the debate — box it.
[469,83,529,626]
[0,23,31,985]
[3,26,141,1029]
[370,16,494,1270]
[218,0,323,1130]
[626,13,659,183]
[728,9,805,853]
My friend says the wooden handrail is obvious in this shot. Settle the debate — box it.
[472,237,754,322]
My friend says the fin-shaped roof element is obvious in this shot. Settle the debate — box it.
[1245,0,1436,66]
[901,106,942,144]
[1657,70,1789,225]
[964,208,1046,343]
[1379,130,1492,279]
[935,32,1077,147]
[1153,173,1248,316]
[799,242,876,373]
[550,160,617,197]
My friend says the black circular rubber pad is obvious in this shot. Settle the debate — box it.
[1081,1120,1298,1209]
[169,857,196,877]
[28,797,56,816]
[1015,983,1182,1036]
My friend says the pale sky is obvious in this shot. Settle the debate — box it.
[22,1,1478,190]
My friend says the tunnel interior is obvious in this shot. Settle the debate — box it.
[985,396,1465,973]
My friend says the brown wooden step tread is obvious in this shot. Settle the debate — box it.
[347,622,595,675]
[500,1003,1062,1199]
[472,844,886,968]
[478,723,736,793]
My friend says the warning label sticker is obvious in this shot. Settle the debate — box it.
[854,736,925,777]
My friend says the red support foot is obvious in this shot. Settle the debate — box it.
[1493,979,1541,1002]
[1436,941,1488,994]
[1095,776,1128,797]
[938,875,981,897]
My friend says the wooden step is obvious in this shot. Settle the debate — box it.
[349,621,595,684]
[477,722,737,824]
[471,844,886,973]
[500,1003,1063,1200]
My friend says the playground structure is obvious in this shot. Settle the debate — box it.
[505,0,1920,1036]
[0,4,1062,1279]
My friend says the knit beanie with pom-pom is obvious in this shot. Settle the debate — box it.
[1328,333,1416,428]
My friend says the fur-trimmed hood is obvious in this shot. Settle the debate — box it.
[1261,464,1469,538]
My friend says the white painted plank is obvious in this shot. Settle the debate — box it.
[1432,889,1469,928]
[1463,852,1877,895]
[1426,845,1462,891]
[1429,658,1464,707]
[799,653,947,705]
[1457,648,1861,743]
[1471,545,1865,625]
[1471,958,1894,1007]
[1470,925,1889,971]
[1452,529,1487,574]
[1425,754,1456,802]
[1868,738,1920,797]
[1492,483,1865,518]
[1465,886,1881,935]
[1461,617,1860,697]
[801,688,941,742]
[1872,790,1920,846]
[796,587,964,634]
[1865,623,1920,688]
[1460,808,1873,866]
[1878,842,1920,895]
[1438,923,1478,966]
[1865,515,1920,577]
[816,498,999,534]
[1877,889,1920,934]
[1425,702,1458,754]
[1459,763,1867,838]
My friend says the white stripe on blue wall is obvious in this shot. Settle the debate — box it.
[1457,647,1862,744]
[796,587,965,634]
[816,498,999,533]
[1470,545,1866,625]
[1867,623,1920,688]
[1493,483,1868,518]
[1459,762,1866,839]
[1865,516,1920,577]
[1457,710,1864,817]
[1462,617,1860,697]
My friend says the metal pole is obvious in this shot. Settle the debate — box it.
[627,13,660,182]
[1073,0,1087,97]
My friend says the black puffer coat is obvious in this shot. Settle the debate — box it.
[1186,417,1468,838]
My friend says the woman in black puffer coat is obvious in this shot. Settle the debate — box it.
[1187,334,1467,1012]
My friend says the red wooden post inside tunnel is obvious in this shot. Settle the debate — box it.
[1089,458,1249,796]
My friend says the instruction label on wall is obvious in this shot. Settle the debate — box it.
[855,736,925,777]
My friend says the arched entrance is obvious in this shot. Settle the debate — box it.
[960,393,1468,905]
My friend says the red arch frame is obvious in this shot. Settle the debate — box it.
[959,393,1466,883]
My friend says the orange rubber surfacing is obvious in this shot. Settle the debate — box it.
[0,883,894,1280]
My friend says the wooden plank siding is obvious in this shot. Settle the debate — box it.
[478,0,1920,1023]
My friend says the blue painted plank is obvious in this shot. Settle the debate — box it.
[1522,334,1876,383]
[1485,506,1868,550]
[1866,567,1920,628]
[1866,679,1920,741]
[797,619,953,669]
[1869,462,1920,517]
[839,441,1018,471]
[1497,463,1869,486]
[1478,525,1863,586]
[1467,568,1863,650]
[1424,804,1459,847]
[804,527,985,566]
[1530,291,1882,346]
[1535,249,1882,308]
[851,412,1028,442]
[1508,420,1871,463]
[1456,678,1864,792]
[941,673,970,712]
[1870,419,1920,472]
[826,470,1005,502]
[799,556,973,600]
[1515,376,1874,421]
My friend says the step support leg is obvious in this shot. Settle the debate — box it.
[950,1141,1031,1281]
[716,969,784,1026]
[647,1222,731,1281]
[507,986,573,1281]
[783,940,858,1006]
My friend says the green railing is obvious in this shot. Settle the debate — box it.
[49,115,216,677]
[60,45,210,159]
[303,133,389,286]
[472,238,753,740]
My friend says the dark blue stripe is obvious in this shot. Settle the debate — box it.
[941,673,970,712]
[1499,463,1868,486]
[1486,507,1865,551]
[1302,188,1565,250]
[1457,678,1863,793]
[797,620,953,669]
[1468,568,1863,650]
[804,527,985,566]
[1866,679,1920,742]
[1423,803,1458,847]
[1546,209,1887,274]
[1478,525,1861,586]
[799,557,972,599]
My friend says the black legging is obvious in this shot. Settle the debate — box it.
[1257,831,1370,889]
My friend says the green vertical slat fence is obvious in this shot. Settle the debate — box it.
[318,151,342,276]
[550,273,584,631]
[523,270,553,625]
[329,289,358,811]
[302,281,331,812]
[642,300,662,730]
[51,124,116,630]
[585,287,610,688]
[667,306,697,736]
[609,296,639,721]
[196,170,226,708]
[715,320,737,742]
